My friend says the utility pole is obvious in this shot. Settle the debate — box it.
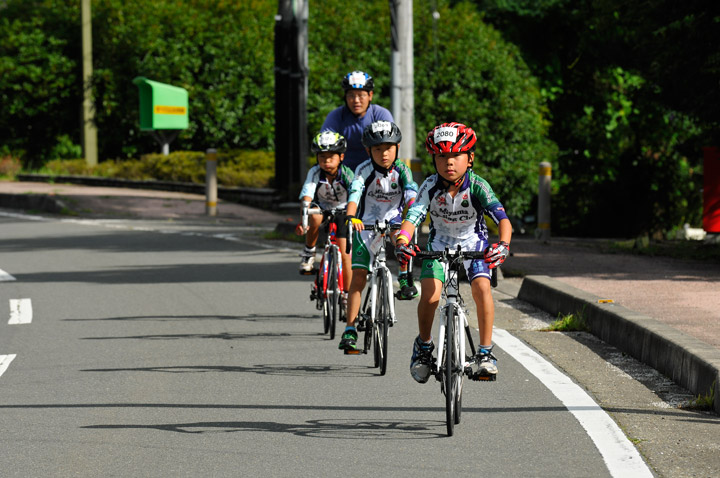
[274,0,308,200]
[390,0,415,162]
[81,0,98,166]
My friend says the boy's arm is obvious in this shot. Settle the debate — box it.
[345,201,363,231]
[296,195,313,235]
[498,217,512,244]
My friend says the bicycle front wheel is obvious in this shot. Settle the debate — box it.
[444,305,457,436]
[327,253,339,340]
[374,273,389,376]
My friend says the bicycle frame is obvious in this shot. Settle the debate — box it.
[306,206,346,339]
[347,220,398,375]
[434,259,469,379]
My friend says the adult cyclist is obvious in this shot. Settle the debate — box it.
[321,70,394,173]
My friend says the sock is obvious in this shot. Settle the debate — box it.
[479,344,493,355]
[304,246,316,253]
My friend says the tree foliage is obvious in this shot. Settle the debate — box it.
[1,0,553,220]
[477,0,715,236]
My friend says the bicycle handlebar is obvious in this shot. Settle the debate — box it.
[416,246,498,287]
[415,248,486,261]
[345,220,401,255]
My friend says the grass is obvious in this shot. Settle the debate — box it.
[263,230,305,244]
[680,382,716,411]
[543,309,590,332]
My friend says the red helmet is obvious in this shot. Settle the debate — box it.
[425,122,477,154]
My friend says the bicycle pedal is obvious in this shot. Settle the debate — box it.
[344,349,363,355]
[470,372,497,382]
[299,270,315,276]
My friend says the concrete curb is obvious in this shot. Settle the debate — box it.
[0,193,68,214]
[518,275,720,414]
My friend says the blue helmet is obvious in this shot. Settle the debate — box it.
[342,71,374,92]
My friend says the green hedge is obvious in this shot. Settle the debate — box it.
[40,150,274,188]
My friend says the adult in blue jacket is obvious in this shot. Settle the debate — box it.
[321,71,394,172]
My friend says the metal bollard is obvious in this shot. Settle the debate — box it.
[537,161,551,242]
[206,148,218,216]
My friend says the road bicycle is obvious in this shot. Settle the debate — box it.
[345,220,400,376]
[304,205,346,340]
[416,246,498,436]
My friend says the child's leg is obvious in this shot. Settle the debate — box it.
[337,237,352,293]
[470,276,494,345]
[305,214,323,248]
[346,268,368,329]
[418,278,442,342]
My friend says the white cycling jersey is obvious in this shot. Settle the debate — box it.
[348,159,418,224]
[298,164,354,210]
[405,171,508,246]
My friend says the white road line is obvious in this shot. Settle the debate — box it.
[493,328,653,478]
[0,354,17,378]
[0,268,16,282]
[9,299,33,324]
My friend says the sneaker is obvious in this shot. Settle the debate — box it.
[338,328,358,351]
[410,336,435,383]
[476,346,498,376]
[299,247,315,273]
[397,273,418,300]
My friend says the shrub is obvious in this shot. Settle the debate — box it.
[33,150,275,189]
[0,155,22,178]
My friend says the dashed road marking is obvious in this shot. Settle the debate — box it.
[9,298,33,324]
[0,268,16,282]
[0,354,16,379]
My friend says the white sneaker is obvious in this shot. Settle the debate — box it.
[477,347,498,376]
[299,254,314,272]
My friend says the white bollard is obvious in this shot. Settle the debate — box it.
[537,161,551,242]
[206,148,218,216]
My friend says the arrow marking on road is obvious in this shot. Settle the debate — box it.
[9,299,32,324]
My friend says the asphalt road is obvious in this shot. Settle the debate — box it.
[0,210,715,477]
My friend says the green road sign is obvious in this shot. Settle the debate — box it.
[133,77,189,130]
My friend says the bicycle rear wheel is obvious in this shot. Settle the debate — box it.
[444,305,457,436]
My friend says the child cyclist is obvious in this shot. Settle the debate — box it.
[297,132,354,306]
[339,120,419,352]
[394,122,512,382]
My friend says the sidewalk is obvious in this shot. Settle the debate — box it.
[2,180,718,413]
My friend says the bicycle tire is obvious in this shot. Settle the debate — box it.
[373,273,383,369]
[328,252,339,340]
[455,308,464,425]
[318,253,330,334]
[380,271,390,376]
[376,273,389,375]
[445,305,456,436]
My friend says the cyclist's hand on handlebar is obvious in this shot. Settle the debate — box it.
[484,241,509,269]
[346,215,364,232]
[395,243,420,266]
[294,223,307,235]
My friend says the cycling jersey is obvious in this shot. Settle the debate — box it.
[348,159,418,224]
[298,164,354,210]
[405,171,509,246]
[321,104,394,172]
